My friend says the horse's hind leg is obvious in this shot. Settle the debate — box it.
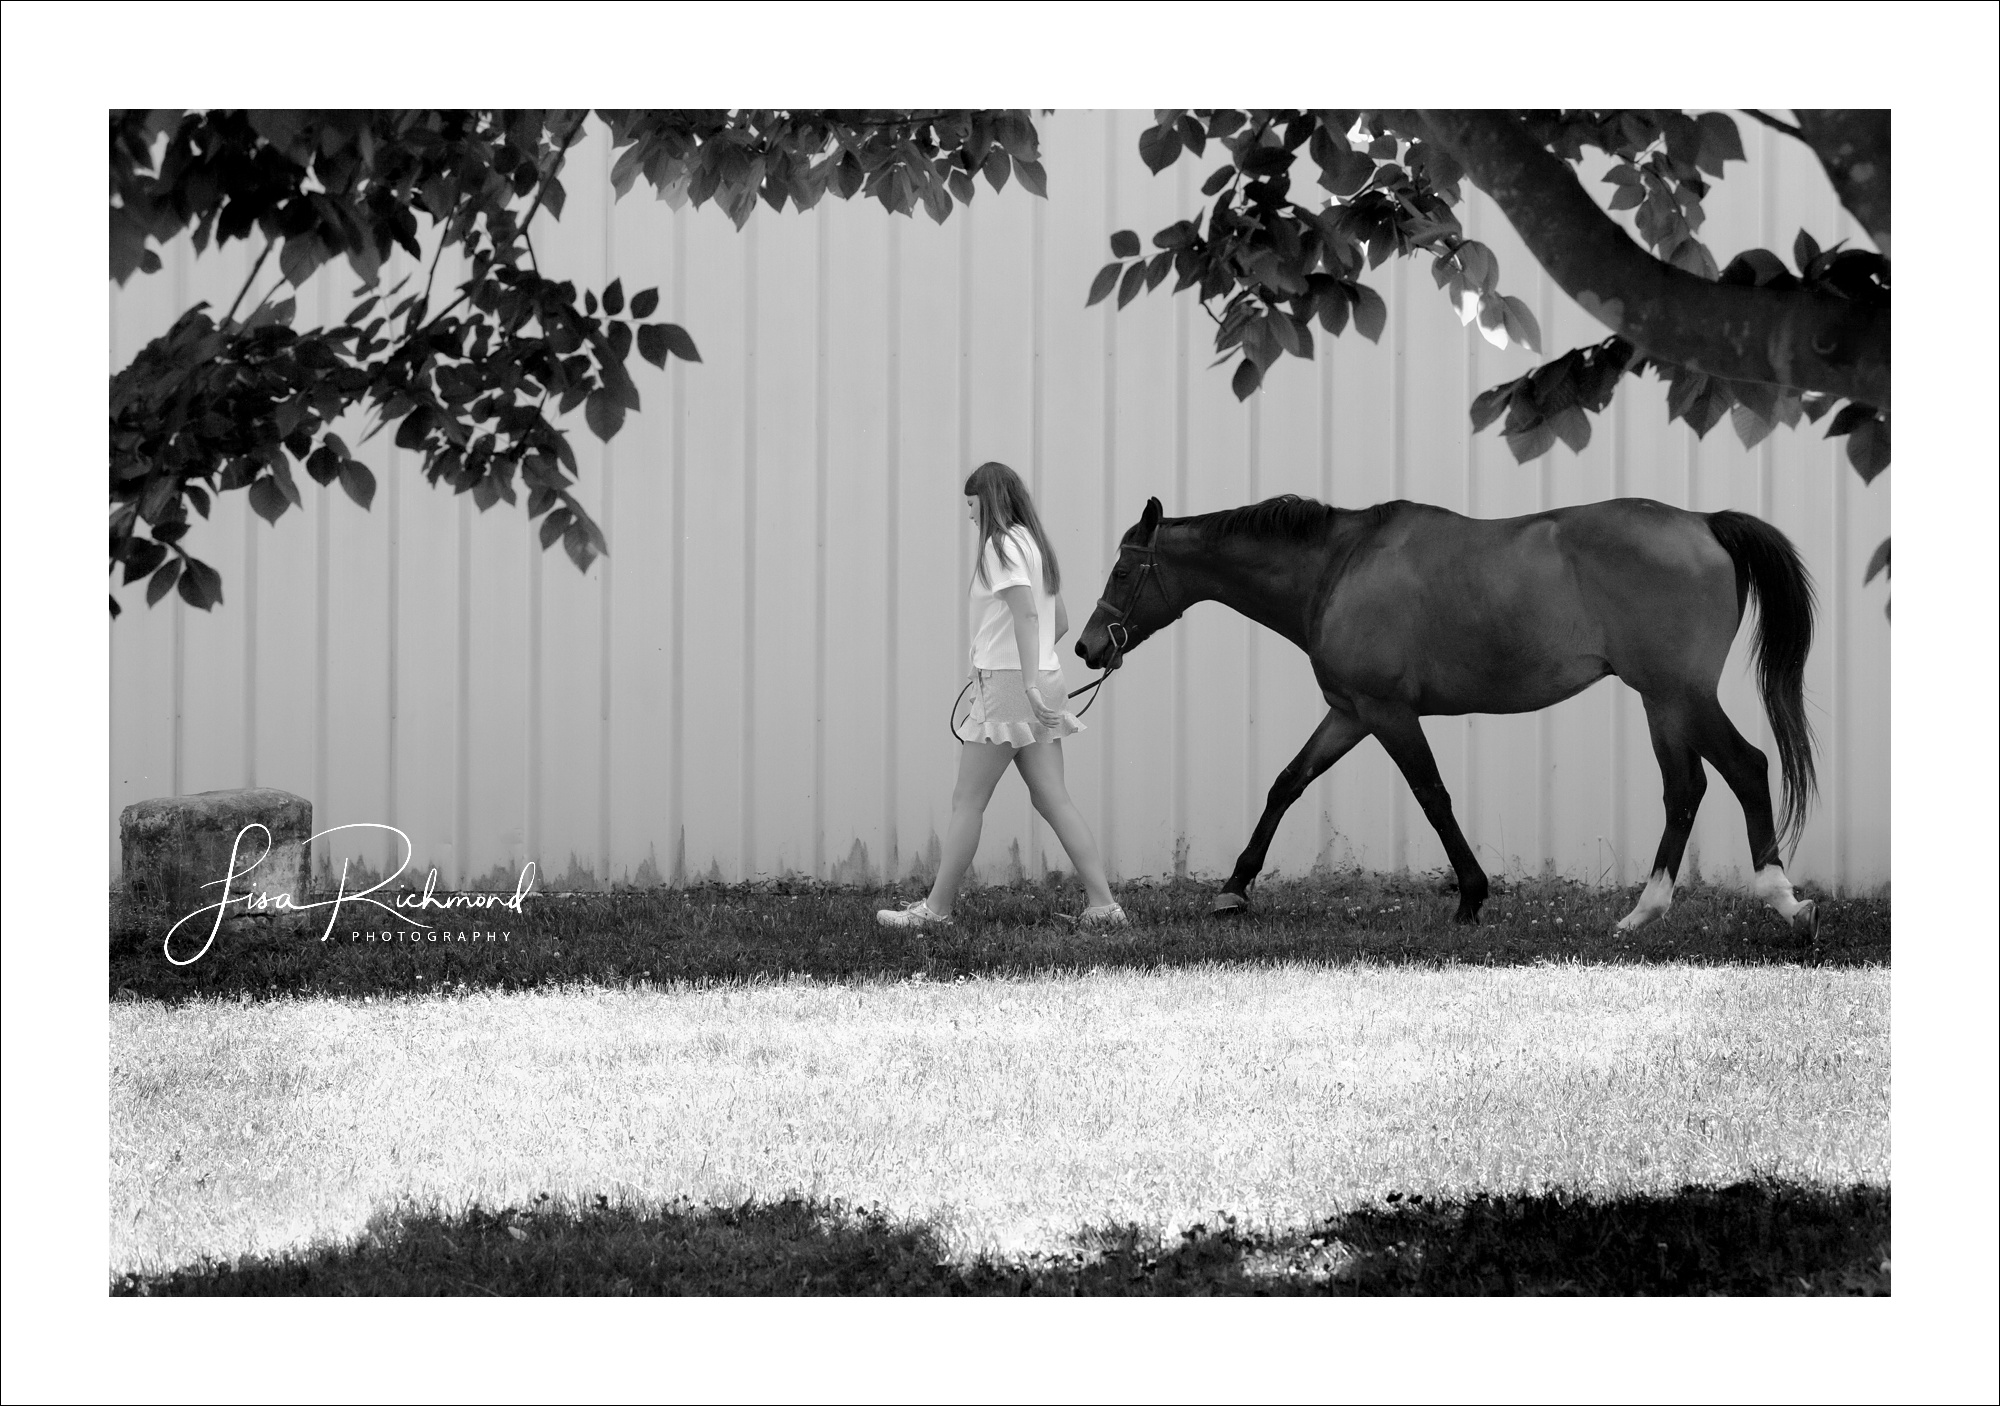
[1686,695,1819,940]
[1618,694,1708,931]
[1357,700,1490,923]
[1214,705,1368,915]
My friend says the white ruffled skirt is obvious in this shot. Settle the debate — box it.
[954,667,1084,747]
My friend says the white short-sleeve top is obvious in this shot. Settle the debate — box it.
[968,525,1060,671]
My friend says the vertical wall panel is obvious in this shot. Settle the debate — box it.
[110,112,1889,895]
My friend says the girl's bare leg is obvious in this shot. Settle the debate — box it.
[924,741,1017,916]
[1013,739,1116,909]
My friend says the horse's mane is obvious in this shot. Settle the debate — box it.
[1184,494,1338,545]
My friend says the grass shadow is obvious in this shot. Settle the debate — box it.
[113,1179,1889,1296]
[109,871,1890,1006]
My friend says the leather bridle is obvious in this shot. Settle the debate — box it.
[1089,521,1177,671]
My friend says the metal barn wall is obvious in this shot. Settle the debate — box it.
[109,112,1890,894]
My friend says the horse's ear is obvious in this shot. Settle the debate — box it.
[1142,496,1163,528]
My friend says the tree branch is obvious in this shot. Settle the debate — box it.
[1790,111,1890,255]
[1419,110,1889,409]
[1740,108,1803,140]
[222,237,275,325]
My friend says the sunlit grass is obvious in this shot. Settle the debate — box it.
[111,960,1889,1289]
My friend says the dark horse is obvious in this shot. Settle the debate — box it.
[1077,495,1820,937]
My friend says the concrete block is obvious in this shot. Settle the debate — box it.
[119,788,312,923]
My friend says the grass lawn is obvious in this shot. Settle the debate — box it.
[108,875,1890,1294]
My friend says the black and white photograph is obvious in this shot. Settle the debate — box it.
[4,4,1997,1402]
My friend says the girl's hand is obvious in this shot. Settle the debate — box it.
[1025,685,1065,731]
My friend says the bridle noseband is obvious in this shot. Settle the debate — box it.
[1091,521,1176,670]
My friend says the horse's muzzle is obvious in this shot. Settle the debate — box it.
[1076,623,1128,673]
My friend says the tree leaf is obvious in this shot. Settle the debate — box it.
[394,407,433,451]
[1458,241,1497,294]
[146,557,183,606]
[1239,145,1292,178]
[659,323,701,363]
[1863,537,1890,584]
[1230,357,1262,401]
[585,389,625,441]
[1110,229,1141,258]
[121,540,169,585]
[1846,418,1890,482]
[249,476,289,523]
[1499,295,1542,353]
[1350,282,1387,343]
[339,458,376,510]
[1137,123,1183,175]
[982,150,1010,193]
[1013,158,1048,199]
[178,557,223,610]
[280,234,324,288]
[1144,249,1173,292]
[1695,112,1745,177]
[1731,402,1777,450]
[602,279,624,316]
[1792,228,1821,275]
[540,507,573,550]
[1469,385,1512,433]
[1826,401,1874,437]
[636,323,672,368]
[1316,286,1350,337]
[1505,420,1557,463]
[629,287,660,319]
[1086,262,1122,308]
[1548,405,1592,453]
[1200,164,1234,198]
[1116,260,1147,309]
[1322,147,1375,198]
[1269,308,1302,358]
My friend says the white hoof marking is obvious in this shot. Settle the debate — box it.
[1752,864,1805,919]
[1616,869,1676,931]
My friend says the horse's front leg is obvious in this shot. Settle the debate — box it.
[1356,699,1490,924]
[1214,705,1368,916]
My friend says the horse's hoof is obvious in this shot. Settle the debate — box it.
[1210,892,1251,917]
[1790,900,1820,943]
[1452,904,1480,926]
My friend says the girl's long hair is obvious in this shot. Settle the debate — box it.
[965,461,1060,593]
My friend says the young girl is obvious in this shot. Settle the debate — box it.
[878,462,1126,930]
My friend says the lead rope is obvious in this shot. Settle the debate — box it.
[948,667,1116,743]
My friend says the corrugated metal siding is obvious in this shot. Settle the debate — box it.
[108,112,1890,892]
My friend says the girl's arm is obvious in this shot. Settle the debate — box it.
[998,585,1064,727]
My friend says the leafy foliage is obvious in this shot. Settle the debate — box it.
[1092,109,1891,497]
[1087,110,1514,401]
[109,110,1042,617]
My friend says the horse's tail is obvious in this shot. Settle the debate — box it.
[1705,509,1818,856]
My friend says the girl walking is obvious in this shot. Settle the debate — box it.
[878,462,1127,930]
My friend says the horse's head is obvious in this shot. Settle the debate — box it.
[1077,496,1182,671]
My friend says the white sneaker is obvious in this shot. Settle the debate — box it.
[876,899,953,930]
[1076,903,1129,929]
